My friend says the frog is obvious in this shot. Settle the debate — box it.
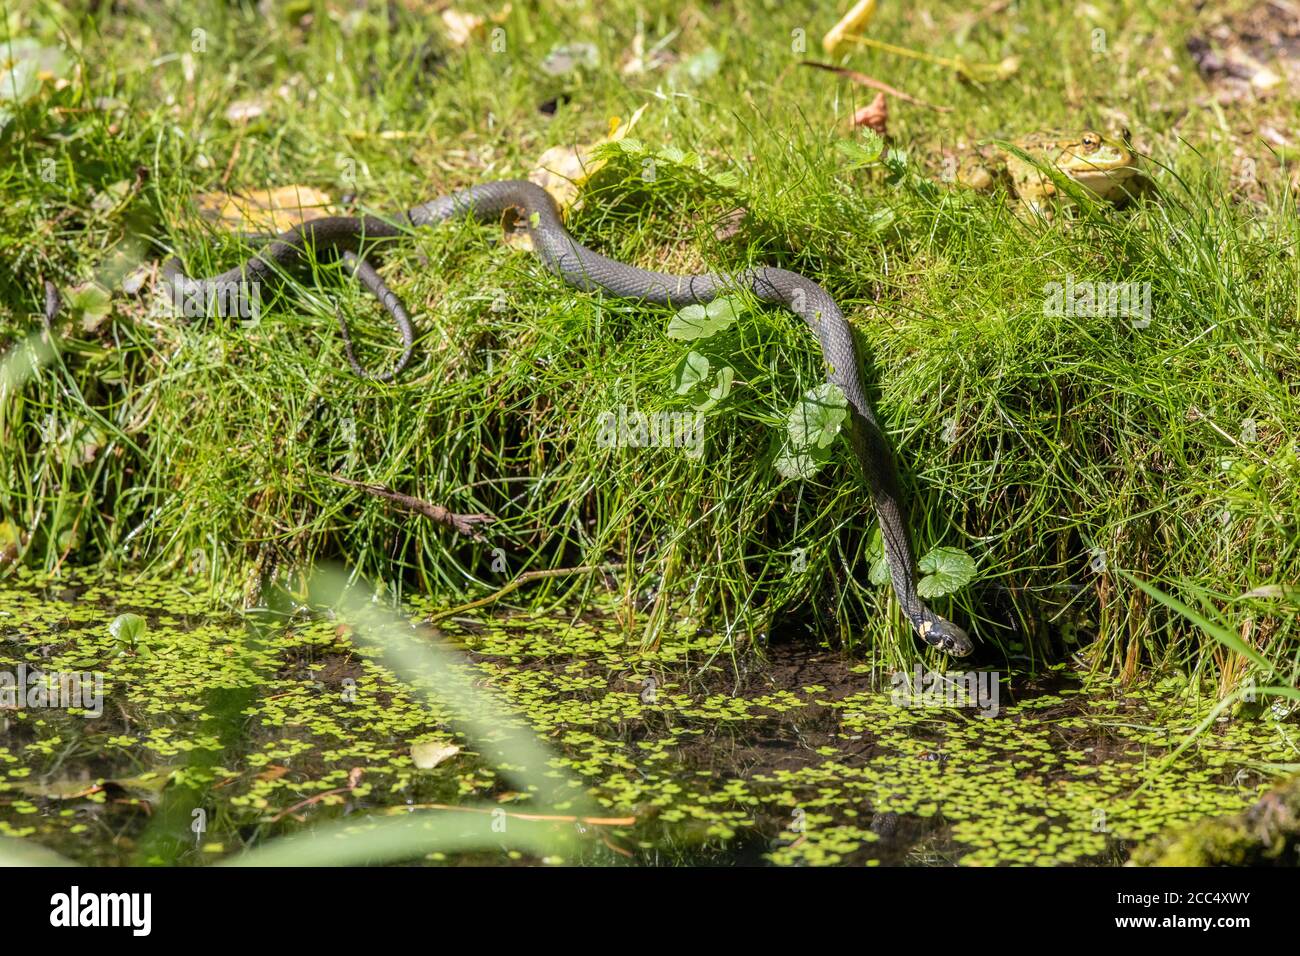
[948,129,1144,216]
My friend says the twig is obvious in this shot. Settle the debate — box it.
[836,34,1017,83]
[426,563,624,626]
[598,828,635,857]
[267,768,364,823]
[328,473,494,539]
[220,136,244,188]
[799,61,953,113]
[267,786,355,823]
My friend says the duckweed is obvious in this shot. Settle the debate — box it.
[0,569,1295,865]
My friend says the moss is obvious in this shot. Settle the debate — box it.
[1133,774,1300,867]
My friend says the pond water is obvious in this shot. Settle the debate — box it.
[1,569,1294,866]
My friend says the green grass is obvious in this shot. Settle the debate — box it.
[2,0,1298,696]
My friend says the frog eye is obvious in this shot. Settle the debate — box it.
[1081,132,1101,150]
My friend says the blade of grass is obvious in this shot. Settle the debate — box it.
[1117,569,1276,678]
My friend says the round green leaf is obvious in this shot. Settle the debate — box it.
[775,441,833,479]
[786,383,848,449]
[667,296,744,341]
[108,612,148,646]
[916,547,976,598]
[708,365,734,402]
[672,351,711,395]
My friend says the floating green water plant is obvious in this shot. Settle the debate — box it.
[1,574,1295,866]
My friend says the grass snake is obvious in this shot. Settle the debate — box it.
[155,179,973,656]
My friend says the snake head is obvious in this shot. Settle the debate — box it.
[918,616,974,657]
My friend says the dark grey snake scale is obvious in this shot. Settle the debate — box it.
[153,179,971,655]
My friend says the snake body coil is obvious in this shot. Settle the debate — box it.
[162,180,973,656]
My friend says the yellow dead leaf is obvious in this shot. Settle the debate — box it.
[411,741,461,770]
[526,103,648,213]
[193,185,336,234]
[823,0,879,55]
[529,144,597,212]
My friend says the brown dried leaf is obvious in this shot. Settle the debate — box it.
[713,207,747,242]
[853,92,888,133]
